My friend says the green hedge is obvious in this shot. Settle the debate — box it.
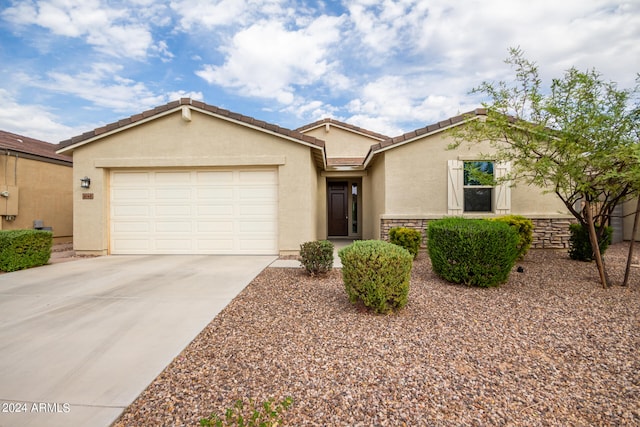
[487,215,534,260]
[389,227,421,259]
[338,240,413,314]
[0,230,53,272]
[568,223,613,261]
[299,240,334,275]
[427,217,519,287]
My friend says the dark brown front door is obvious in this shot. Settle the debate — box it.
[328,182,348,236]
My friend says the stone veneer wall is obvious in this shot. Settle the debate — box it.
[380,217,576,250]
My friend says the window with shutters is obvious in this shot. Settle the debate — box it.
[463,161,493,212]
[448,160,511,215]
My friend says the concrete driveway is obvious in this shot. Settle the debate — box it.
[0,254,275,427]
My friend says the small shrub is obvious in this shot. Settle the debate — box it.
[427,217,519,287]
[200,396,293,427]
[338,240,413,314]
[488,215,534,260]
[389,227,421,259]
[568,223,613,261]
[299,240,334,275]
[0,230,52,272]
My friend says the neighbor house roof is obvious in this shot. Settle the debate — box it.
[0,130,72,166]
[57,99,327,164]
[296,118,390,141]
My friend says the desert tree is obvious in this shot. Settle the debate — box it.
[450,47,640,288]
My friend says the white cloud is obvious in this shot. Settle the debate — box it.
[39,63,165,111]
[170,0,254,29]
[2,0,164,59]
[196,15,345,104]
[0,89,87,143]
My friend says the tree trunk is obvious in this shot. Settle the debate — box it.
[584,198,608,288]
[623,196,640,287]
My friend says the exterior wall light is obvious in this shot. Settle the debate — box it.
[80,176,91,189]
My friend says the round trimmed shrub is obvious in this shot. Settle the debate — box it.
[389,226,421,259]
[427,217,519,287]
[299,240,334,275]
[338,240,413,314]
[488,215,534,260]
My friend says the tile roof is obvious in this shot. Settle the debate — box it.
[0,130,72,164]
[296,118,390,141]
[370,108,487,152]
[58,98,326,150]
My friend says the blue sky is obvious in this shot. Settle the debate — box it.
[0,0,638,143]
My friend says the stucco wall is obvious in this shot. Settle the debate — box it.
[381,131,569,218]
[70,109,319,254]
[0,153,72,242]
[364,155,386,240]
[623,197,640,241]
[303,125,380,159]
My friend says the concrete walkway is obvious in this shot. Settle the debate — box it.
[0,255,275,427]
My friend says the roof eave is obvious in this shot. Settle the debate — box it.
[57,100,328,157]
[362,111,485,168]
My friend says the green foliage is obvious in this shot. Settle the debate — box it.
[299,240,334,275]
[568,223,613,261]
[450,47,640,249]
[388,227,422,259]
[200,396,293,427]
[487,215,534,260]
[0,230,52,272]
[427,217,519,287]
[338,240,413,314]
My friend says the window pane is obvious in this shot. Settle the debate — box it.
[464,188,492,212]
[351,183,358,233]
[464,161,494,186]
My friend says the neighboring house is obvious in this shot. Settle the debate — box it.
[0,130,73,243]
[622,199,640,241]
[57,98,580,256]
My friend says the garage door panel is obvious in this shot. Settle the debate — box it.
[155,204,192,216]
[197,221,235,232]
[239,203,276,216]
[111,169,277,254]
[112,239,150,251]
[239,238,276,250]
[197,239,235,251]
[155,171,192,183]
[239,221,277,233]
[112,221,151,233]
[112,172,149,184]
[113,205,150,217]
[112,188,150,200]
[197,187,234,199]
[155,221,192,232]
[239,187,277,200]
[155,188,192,199]
[197,171,234,183]
[197,204,234,216]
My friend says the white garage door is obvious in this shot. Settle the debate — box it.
[110,169,278,254]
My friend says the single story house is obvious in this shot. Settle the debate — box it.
[57,98,585,256]
[0,130,73,243]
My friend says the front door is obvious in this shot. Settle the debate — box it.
[328,182,349,236]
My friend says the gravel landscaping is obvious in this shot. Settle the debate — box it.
[114,243,639,426]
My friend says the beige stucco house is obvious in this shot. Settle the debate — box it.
[0,130,73,243]
[57,98,585,256]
